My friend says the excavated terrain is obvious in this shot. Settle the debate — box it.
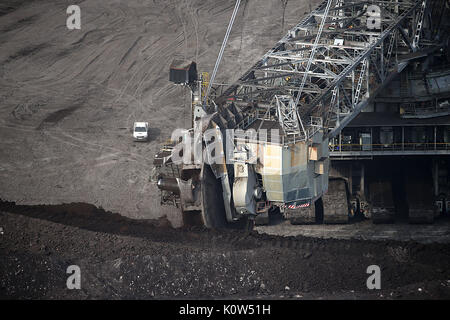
[1,0,450,299]
[1,200,450,299]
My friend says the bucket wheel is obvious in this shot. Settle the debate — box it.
[180,163,253,230]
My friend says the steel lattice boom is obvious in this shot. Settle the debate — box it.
[211,0,435,140]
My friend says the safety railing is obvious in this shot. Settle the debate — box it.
[306,116,323,138]
[236,108,275,130]
[329,142,450,152]
[400,102,450,119]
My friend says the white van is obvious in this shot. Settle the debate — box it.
[133,122,149,141]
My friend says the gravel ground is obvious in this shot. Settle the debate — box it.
[1,200,450,299]
[1,0,450,300]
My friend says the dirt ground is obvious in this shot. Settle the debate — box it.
[1,200,450,299]
[1,0,450,300]
[257,218,450,244]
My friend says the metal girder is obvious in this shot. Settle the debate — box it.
[211,0,436,141]
[294,0,334,107]
[328,61,409,138]
[275,95,304,136]
[215,0,332,104]
[301,1,421,115]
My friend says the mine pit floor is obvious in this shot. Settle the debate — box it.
[256,217,450,244]
[1,201,449,299]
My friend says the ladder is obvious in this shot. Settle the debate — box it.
[412,0,427,50]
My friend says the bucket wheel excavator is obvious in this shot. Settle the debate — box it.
[152,0,443,229]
